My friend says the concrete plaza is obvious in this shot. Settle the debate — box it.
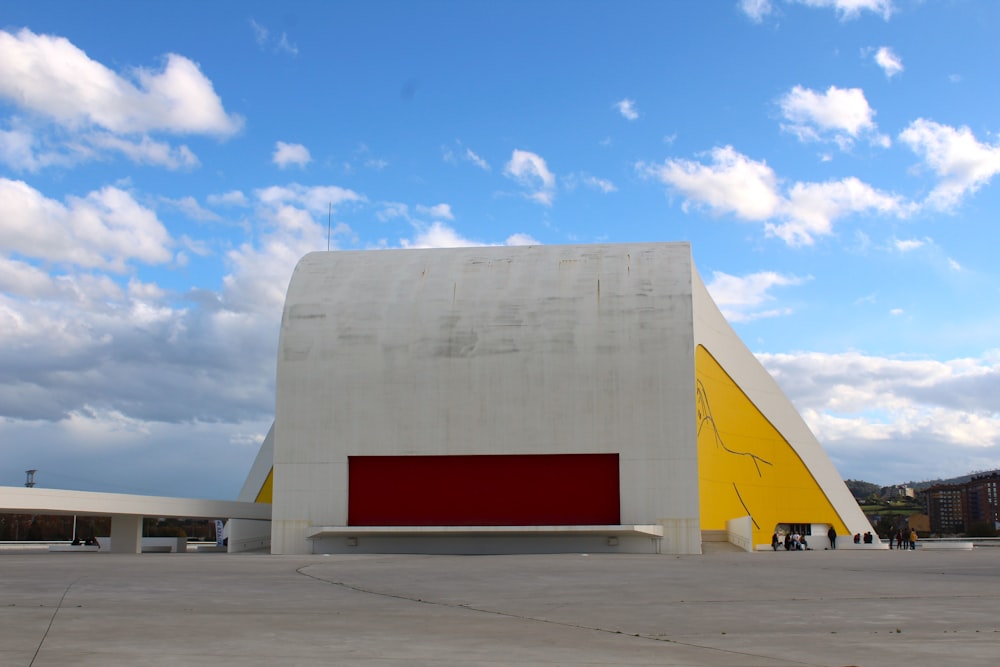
[2,547,997,666]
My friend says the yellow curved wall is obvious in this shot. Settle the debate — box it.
[696,345,847,544]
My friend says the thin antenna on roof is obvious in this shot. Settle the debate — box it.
[327,202,332,252]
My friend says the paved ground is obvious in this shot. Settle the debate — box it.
[1,547,997,666]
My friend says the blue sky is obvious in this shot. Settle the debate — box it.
[1,0,999,497]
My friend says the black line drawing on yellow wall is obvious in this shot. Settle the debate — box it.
[696,378,772,530]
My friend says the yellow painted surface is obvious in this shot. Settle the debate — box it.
[696,345,848,544]
[255,468,273,504]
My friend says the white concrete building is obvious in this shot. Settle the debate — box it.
[246,243,872,555]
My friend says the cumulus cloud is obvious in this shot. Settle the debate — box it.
[399,221,538,249]
[639,146,907,246]
[772,178,904,245]
[706,270,808,322]
[400,221,478,249]
[0,178,172,271]
[639,146,781,221]
[874,46,903,78]
[272,141,311,169]
[758,349,1000,483]
[255,183,365,216]
[0,178,366,426]
[0,28,242,136]
[0,28,241,172]
[779,85,887,149]
[899,119,1000,210]
[615,98,639,121]
[504,149,556,206]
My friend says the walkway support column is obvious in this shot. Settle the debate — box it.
[110,514,143,553]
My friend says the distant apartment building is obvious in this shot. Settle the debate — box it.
[882,484,914,500]
[966,473,1000,527]
[925,472,1000,534]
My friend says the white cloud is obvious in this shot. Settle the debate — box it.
[0,177,381,497]
[615,98,639,121]
[639,146,781,221]
[791,0,894,21]
[415,203,455,220]
[874,46,903,78]
[465,147,490,170]
[250,19,268,46]
[740,0,774,22]
[899,119,1000,210]
[400,221,478,249]
[88,132,200,169]
[505,233,539,246]
[0,28,242,136]
[249,19,298,56]
[0,124,68,171]
[214,184,366,313]
[399,221,538,249]
[583,176,618,193]
[779,85,884,149]
[743,0,894,23]
[504,149,556,206]
[640,147,907,246]
[757,349,1000,482]
[706,270,807,322]
[771,177,905,245]
[255,183,366,216]
[277,33,298,56]
[272,141,311,169]
[0,178,172,271]
[207,190,249,208]
[0,28,241,173]
[376,202,409,222]
[162,196,220,222]
[894,238,924,252]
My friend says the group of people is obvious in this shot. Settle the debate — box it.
[888,529,918,550]
[849,529,917,549]
[770,531,810,551]
[70,536,100,548]
[770,526,918,551]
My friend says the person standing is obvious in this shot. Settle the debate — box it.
[909,529,917,550]
[827,525,837,550]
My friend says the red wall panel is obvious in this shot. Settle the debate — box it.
[348,453,620,526]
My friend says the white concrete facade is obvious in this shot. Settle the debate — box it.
[272,244,702,554]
